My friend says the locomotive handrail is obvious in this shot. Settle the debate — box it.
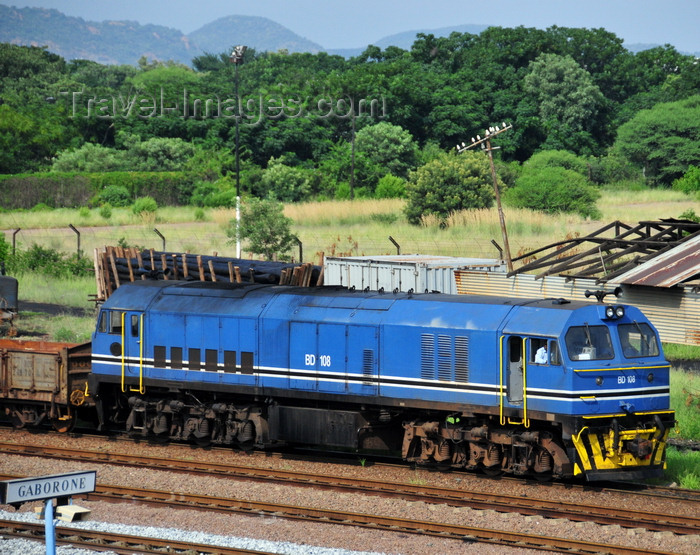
[120,312,126,393]
[134,313,145,394]
[507,337,530,428]
[120,312,145,395]
[499,335,505,425]
[520,337,530,428]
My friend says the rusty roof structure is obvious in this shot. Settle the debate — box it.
[509,219,700,287]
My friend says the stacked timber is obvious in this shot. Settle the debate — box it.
[94,246,323,302]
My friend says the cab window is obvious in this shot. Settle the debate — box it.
[565,325,614,361]
[618,323,659,358]
[103,310,123,335]
[531,338,548,364]
[530,338,561,366]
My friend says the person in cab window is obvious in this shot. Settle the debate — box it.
[535,344,548,364]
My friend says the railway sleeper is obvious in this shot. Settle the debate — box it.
[402,419,571,478]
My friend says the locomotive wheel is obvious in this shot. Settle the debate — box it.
[194,436,211,447]
[482,465,504,477]
[51,415,75,433]
[10,412,25,429]
[151,432,170,444]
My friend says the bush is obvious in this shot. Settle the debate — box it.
[228,198,297,261]
[6,244,92,278]
[0,172,202,209]
[505,166,601,218]
[99,185,131,207]
[99,203,113,220]
[78,206,90,219]
[404,151,495,226]
[673,165,700,195]
[132,196,158,216]
[375,174,406,198]
[524,150,589,177]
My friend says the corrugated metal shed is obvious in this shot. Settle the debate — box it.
[509,219,700,284]
[609,235,700,287]
[455,270,700,346]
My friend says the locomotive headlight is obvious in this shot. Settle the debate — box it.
[647,372,654,383]
[596,376,604,386]
[615,306,625,318]
[605,306,615,319]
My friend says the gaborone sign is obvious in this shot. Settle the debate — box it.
[1,470,97,505]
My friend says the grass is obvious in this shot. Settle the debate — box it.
[16,273,96,308]
[2,189,699,262]
[8,311,96,343]
[660,448,700,489]
[670,369,700,440]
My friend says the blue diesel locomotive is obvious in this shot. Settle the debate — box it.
[90,280,675,481]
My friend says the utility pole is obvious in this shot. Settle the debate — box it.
[457,123,513,272]
[229,45,247,259]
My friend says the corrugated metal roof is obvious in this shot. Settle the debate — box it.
[609,235,700,287]
[455,270,700,346]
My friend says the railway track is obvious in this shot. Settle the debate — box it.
[0,487,680,555]
[1,440,699,536]
[0,518,274,554]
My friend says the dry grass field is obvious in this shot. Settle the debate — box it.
[1,189,697,264]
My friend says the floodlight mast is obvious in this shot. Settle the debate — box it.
[229,45,247,259]
[457,123,513,272]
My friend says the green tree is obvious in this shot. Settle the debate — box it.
[228,198,297,261]
[505,166,601,218]
[404,151,495,225]
[354,121,417,179]
[51,143,124,172]
[614,95,700,186]
[523,53,605,154]
[259,157,314,202]
[119,135,198,172]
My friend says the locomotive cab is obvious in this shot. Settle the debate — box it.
[558,304,674,480]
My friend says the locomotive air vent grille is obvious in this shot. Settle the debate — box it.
[455,336,469,382]
[420,334,436,380]
[362,349,374,384]
[438,334,452,381]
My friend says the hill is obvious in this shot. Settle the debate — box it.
[0,5,321,65]
[2,4,695,66]
[188,15,324,55]
[0,4,198,65]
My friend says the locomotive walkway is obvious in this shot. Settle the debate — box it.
[1,440,699,537]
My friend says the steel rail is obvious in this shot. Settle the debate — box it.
[0,475,683,555]
[0,518,276,554]
[1,441,699,536]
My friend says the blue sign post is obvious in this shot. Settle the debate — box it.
[1,470,96,555]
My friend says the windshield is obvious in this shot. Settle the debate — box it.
[618,323,659,358]
[565,325,614,361]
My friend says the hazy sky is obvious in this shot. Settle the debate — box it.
[8,0,700,52]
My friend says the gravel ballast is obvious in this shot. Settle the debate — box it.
[1,429,698,554]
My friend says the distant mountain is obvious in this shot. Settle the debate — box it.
[189,15,324,55]
[0,5,198,65]
[2,4,695,66]
[0,5,322,65]
[327,24,490,58]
